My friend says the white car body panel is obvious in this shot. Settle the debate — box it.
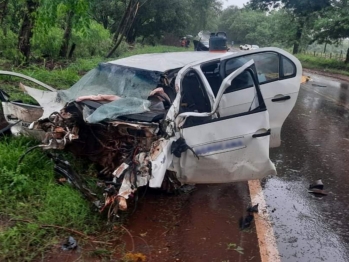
[215,48,302,147]
[177,110,276,183]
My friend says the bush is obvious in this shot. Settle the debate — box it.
[296,54,349,73]
[0,30,25,64]
[72,21,113,58]
[32,26,64,59]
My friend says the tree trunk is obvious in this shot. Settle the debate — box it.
[345,48,349,64]
[323,42,327,53]
[59,11,74,58]
[292,19,305,54]
[68,43,76,59]
[18,0,38,62]
[0,0,9,25]
[106,0,139,58]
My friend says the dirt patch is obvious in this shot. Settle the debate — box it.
[303,68,349,83]
[122,183,261,262]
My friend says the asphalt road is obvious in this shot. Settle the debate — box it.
[265,72,349,262]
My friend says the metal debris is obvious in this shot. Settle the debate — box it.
[309,179,324,190]
[308,189,328,196]
[61,236,78,251]
[240,214,254,230]
[247,204,259,213]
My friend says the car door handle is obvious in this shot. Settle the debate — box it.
[272,95,291,102]
[252,129,271,138]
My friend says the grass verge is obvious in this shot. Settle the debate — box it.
[0,136,104,261]
[296,54,349,77]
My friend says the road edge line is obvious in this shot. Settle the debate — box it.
[248,179,280,262]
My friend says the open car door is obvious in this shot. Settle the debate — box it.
[175,60,276,184]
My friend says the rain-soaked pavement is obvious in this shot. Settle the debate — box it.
[265,72,349,261]
[123,72,349,262]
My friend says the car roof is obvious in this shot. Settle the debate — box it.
[107,51,233,72]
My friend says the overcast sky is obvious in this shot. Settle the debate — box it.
[221,0,249,8]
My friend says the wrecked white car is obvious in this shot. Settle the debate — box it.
[0,47,302,216]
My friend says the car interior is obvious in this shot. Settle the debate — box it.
[179,70,212,128]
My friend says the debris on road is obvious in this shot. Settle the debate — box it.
[240,214,254,230]
[308,179,328,196]
[61,236,78,251]
[247,204,259,213]
[309,179,324,190]
[240,203,259,230]
[312,83,327,87]
[308,189,328,196]
[301,75,312,83]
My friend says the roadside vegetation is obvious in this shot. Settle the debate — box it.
[296,54,349,77]
[0,136,101,260]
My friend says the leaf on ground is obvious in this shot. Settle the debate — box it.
[234,246,244,255]
[139,232,147,237]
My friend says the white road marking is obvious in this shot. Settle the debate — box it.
[248,179,280,262]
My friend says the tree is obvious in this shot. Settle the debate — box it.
[249,0,331,54]
[313,0,349,63]
[218,5,239,36]
[106,0,142,58]
[90,0,124,31]
[124,0,192,44]
[38,0,90,58]
[18,0,39,62]
[0,0,9,26]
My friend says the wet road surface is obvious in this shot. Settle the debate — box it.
[265,73,349,261]
[124,184,261,261]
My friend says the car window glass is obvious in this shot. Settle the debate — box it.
[225,52,279,84]
[282,56,296,77]
[224,70,254,94]
[218,69,260,117]
[201,62,222,97]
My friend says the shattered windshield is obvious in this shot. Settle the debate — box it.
[56,63,162,123]
[58,63,162,102]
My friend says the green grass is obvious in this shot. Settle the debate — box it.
[0,136,102,261]
[296,54,349,76]
[0,44,185,261]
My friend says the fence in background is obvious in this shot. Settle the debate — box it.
[303,50,345,61]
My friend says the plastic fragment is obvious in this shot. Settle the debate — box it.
[247,204,259,213]
[61,236,77,251]
[309,179,324,190]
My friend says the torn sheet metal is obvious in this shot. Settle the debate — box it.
[20,83,63,120]
[0,70,56,91]
[149,138,174,188]
[1,101,44,136]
